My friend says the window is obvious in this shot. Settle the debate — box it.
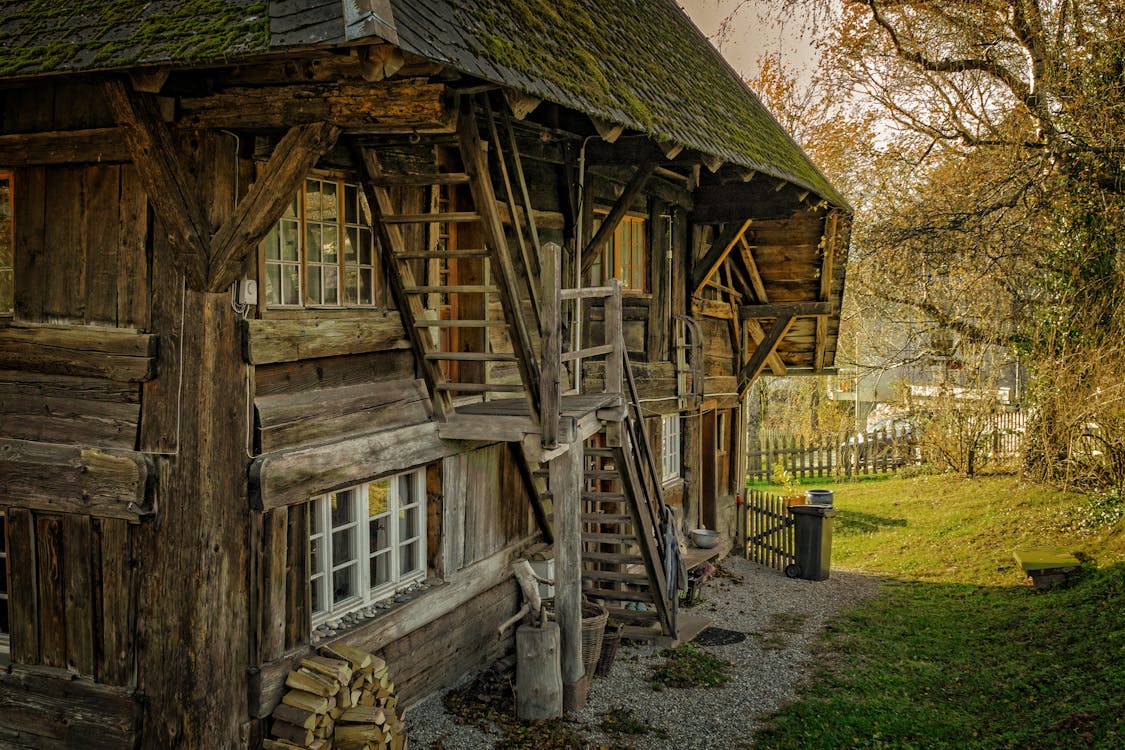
[262,177,377,308]
[590,212,647,292]
[0,172,12,315]
[662,414,681,482]
[0,510,9,652]
[308,469,426,624]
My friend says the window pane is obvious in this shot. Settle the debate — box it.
[369,516,389,553]
[331,527,354,566]
[398,473,416,504]
[263,225,280,261]
[400,542,419,576]
[330,491,353,526]
[371,550,390,588]
[265,265,281,306]
[282,267,301,306]
[399,506,418,541]
[307,225,322,263]
[310,575,323,614]
[359,230,373,265]
[344,269,357,305]
[345,227,358,263]
[307,266,322,304]
[323,266,339,305]
[345,185,358,224]
[309,500,321,534]
[281,221,300,261]
[332,563,356,604]
[310,534,322,576]
[360,268,374,306]
[368,479,391,517]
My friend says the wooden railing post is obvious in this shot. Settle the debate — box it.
[605,279,623,396]
[541,242,562,450]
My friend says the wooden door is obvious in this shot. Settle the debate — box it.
[701,410,717,530]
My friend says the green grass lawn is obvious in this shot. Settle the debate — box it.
[751,474,1125,749]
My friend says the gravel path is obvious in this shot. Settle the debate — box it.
[406,556,881,749]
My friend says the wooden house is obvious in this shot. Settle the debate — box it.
[0,1,849,747]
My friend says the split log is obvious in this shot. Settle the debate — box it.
[515,622,563,720]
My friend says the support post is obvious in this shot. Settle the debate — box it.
[549,441,586,711]
[541,243,561,449]
[605,279,623,395]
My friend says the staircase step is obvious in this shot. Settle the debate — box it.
[602,606,660,623]
[583,587,654,603]
[394,249,490,259]
[581,513,633,525]
[620,624,662,641]
[413,319,508,328]
[434,382,525,393]
[584,448,617,457]
[581,569,649,585]
[583,470,621,480]
[581,532,639,544]
[424,351,517,362]
[382,211,481,224]
[406,285,498,295]
[582,492,626,502]
[582,551,644,565]
[372,173,471,187]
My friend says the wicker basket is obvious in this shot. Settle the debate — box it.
[580,602,609,678]
[594,623,623,677]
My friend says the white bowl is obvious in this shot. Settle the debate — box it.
[690,529,720,549]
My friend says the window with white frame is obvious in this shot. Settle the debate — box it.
[308,469,426,624]
[662,414,681,482]
[262,176,377,308]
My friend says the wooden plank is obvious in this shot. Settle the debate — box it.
[260,507,289,662]
[41,167,85,321]
[83,165,123,325]
[0,666,141,749]
[746,320,787,378]
[178,79,451,132]
[36,515,66,668]
[0,324,157,381]
[208,122,340,292]
[691,219,752,297]
[0,128,130,165]
[116,165,150,329]
[63,514,96,676]
[740,301,834,319]
[102,79,209,290]
[243,314,410,364]
[96,518,135,686]
[12,166,47,322]
[6,508,38,664]
[255,378,430,453]
[0,439,154,520]
[462,446,501,565]
[550,443,584,690]
[441,453,467,575]
[0,371,140,449]
[738,315,795,394]
[581,160,655,274]
[252,422,481,510]
[284,504,310,650]
[541,243,561,450]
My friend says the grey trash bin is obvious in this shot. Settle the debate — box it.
[788,504,839,581]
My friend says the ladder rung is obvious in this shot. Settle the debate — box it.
[582,492,626,501]
[583,470,620,480]
[582,551,643,565]
[424,352,518,362]
[581,516,633,527]
[583,588,654,603]
[413,319,508,328]
[394,249,490,259]
[582,569,648,584]
[584,448,617,457]
[406,285,498,294]
[382,211,481,224]
[372,173,471,186]
[434,382,525,393]
[582,532,638,544]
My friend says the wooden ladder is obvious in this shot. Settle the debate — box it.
[580,433,675,640]
[354,104,541,423]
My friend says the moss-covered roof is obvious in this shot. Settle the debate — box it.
[0,1,269,76]
[392,0,845,206]
[0,0,844,206]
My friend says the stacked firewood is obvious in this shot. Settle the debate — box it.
[264,644,407,750]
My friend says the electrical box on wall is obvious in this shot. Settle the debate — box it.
[238,279,258,306]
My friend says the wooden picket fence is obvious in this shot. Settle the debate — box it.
[746,428,918,482]
[744,489,796,572]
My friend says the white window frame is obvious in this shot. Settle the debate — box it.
[308,469,427,625]
[662,414,681,483]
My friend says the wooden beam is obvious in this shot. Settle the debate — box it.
[581,160,656,274]
[504,90,542,120]
[0,666,141,747]
[692,182,807,224]
[738,236,769,303]
[102,78,210,290]
[738,315,794,392]
[691,219,752,297]
[746,320,787,377]
[0,324,157,381]
[814,211,840,372]
[207,122,340,291]
[0,438,154,520]
[740,301,835,319]
[656,139,683,160]
[178,79,451,132]
[590,116,624,143]
[242,314,409,364]
[550,442,585,708]
[0,128,130,165]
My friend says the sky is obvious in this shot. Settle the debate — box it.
[678,0,819,81]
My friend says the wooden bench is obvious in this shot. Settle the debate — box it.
[1013,547,1081,590]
